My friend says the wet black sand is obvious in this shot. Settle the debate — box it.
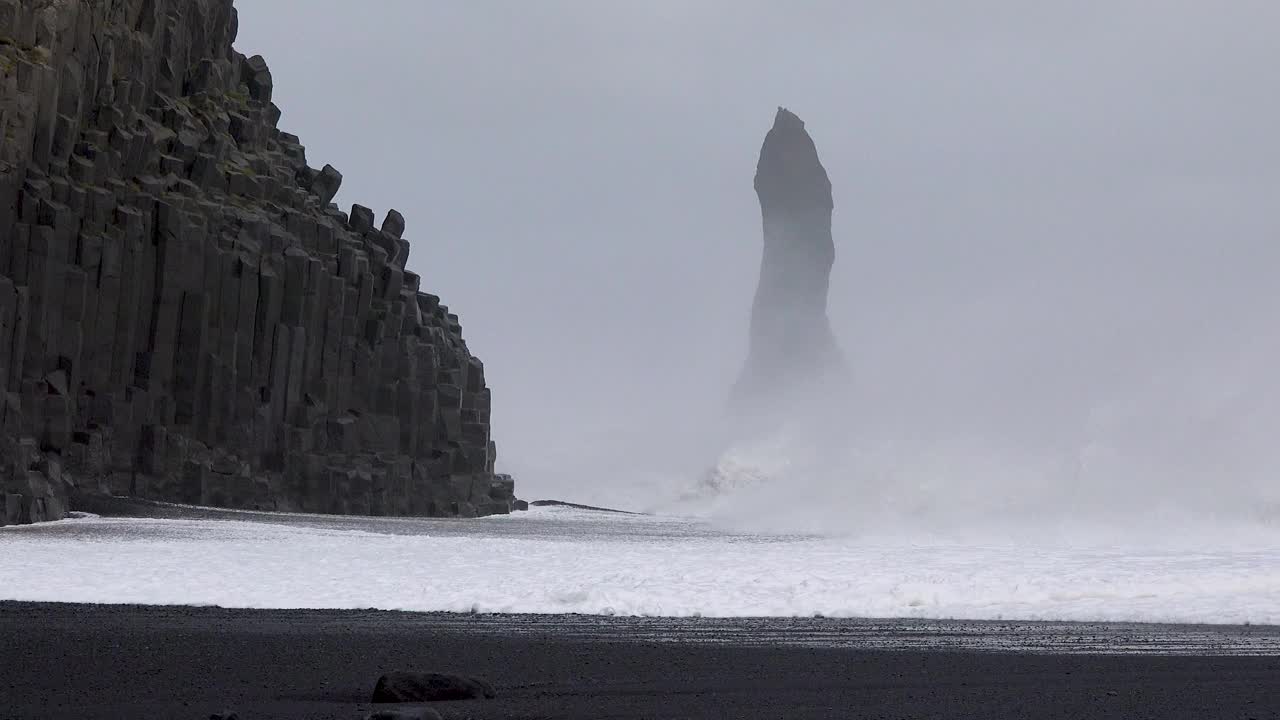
[1,602,1277,719]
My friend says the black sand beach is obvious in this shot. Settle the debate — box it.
[1,602,1277,720]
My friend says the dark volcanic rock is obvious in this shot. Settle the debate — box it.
[366,708,444,720]
[311,163,344,205]
[241,54,273,103]
[349,204,376,233]
[371,671,496,703]
[732,107,844,410]
[0,0,511,523]
[381,209,406,239]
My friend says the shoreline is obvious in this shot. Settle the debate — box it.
[3,600,1280,647]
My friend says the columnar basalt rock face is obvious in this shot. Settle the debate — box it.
[0,0,514,524]
[732,108,843,412]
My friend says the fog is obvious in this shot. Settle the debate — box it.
[236,2,1280,539]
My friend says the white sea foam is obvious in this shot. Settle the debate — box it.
[1,506,1277,624]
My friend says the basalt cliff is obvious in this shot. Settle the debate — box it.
[0,0,514,525]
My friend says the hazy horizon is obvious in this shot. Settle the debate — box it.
[235,2,1280,534]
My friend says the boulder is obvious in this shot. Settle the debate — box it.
[311,163,343,205]
[366,709,443,720]
[350,203,376,233]
[371,671,496,703]
[241,54,273,103]
[381,209,406,238]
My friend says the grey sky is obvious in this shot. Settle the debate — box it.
[235,2,1280,509]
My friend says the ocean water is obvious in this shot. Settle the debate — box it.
[1,505,1277,624]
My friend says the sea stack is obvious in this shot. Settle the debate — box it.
[732,108,843,412]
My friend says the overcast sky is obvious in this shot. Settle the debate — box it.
[235,2,1280,510]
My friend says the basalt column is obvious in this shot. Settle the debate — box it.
[732,108,843,411]
[0,0,514,524]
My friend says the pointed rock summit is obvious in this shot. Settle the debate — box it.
[732,108,843,411]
